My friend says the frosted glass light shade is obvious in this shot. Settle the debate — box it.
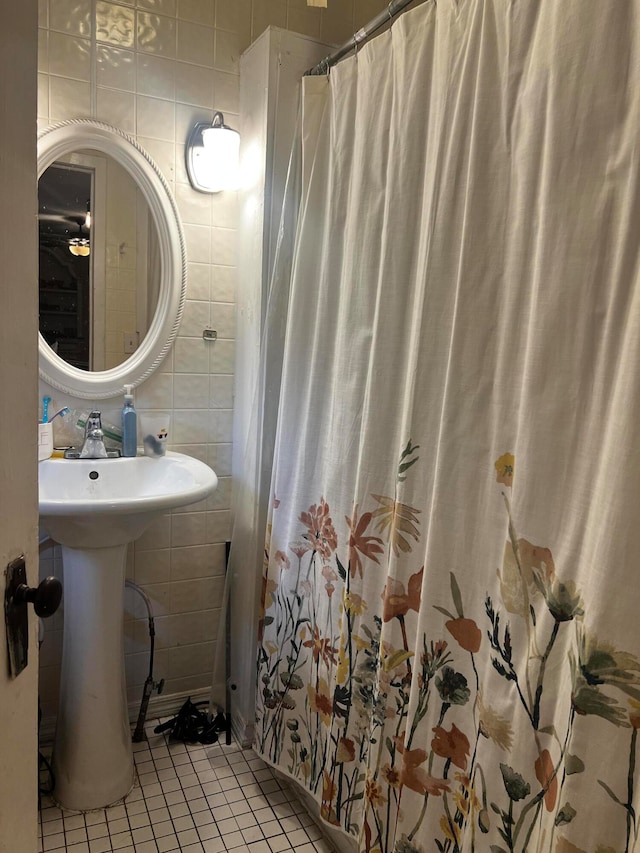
[186,113,240,193]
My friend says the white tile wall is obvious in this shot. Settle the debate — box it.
[37,0,390,722]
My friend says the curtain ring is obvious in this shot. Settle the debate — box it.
[353,26,366,58]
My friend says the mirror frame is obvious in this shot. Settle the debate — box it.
[37,119,186,399]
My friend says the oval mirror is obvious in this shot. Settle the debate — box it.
[37,119,186,399]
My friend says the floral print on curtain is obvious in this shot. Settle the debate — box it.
[255,447,640,853]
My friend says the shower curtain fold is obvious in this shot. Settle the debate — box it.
[252,2,640,852]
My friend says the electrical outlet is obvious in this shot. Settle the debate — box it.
[123,332,139,354]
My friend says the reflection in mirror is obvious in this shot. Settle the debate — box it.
[38,151,160,372]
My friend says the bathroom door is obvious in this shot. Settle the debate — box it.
[0,2,40,851]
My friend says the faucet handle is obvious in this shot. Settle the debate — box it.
[86,411,104,438]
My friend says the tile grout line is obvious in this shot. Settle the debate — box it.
[39,717,334,853]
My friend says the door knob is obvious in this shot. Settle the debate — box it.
[5,555,63,677]
[14,577,62,618]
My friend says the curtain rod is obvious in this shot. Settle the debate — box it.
[305,0,416,76]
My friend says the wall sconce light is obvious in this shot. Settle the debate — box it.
[186,111,240,193]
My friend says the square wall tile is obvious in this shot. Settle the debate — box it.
[137,94,176,140]
[97,86,136,132]
[214,29,241,74]
[48,32,91,80]
[210,265,236,303]
[170,542,226,577]
[97,1,136,47]
[211,226,237,267]
[174,373,210,408]
[187,263,211,301]
[50,76,91,120]
[137,11,177,58]
[97,44,136,90]
[179,300,210,337]
[207,444,233,477]
[49,0,92,37]
[210,303,235,339]
[171,511,208,547]
[174,338,209,373]
[208,339,235,374]
[184,223,212,264]
[177,0,214,26]
[215,0,251,44]
[137,52,176,98]
[212,70,240,114]
[137,0,177,13]
[177,20,214,67]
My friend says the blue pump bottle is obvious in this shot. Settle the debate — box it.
[121,385,137,457]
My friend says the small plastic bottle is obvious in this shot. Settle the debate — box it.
[121,385,137,457]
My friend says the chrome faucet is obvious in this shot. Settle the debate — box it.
[80,411,108,459]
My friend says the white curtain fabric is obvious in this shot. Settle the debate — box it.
[254,3,640,852]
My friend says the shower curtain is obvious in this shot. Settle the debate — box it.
[253,2,640,851]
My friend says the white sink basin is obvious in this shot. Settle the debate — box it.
[39,451,218,548]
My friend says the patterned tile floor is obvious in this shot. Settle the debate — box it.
[38,720,334,853]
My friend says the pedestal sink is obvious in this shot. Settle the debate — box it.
[39,452,218,811]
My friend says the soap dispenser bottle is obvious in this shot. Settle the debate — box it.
[121,385,137,457]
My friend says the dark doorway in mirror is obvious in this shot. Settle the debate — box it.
[38,164,92,370]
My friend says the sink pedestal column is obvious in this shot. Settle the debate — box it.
[52,543,134,811]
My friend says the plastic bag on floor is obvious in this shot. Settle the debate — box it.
[153,698,226,744]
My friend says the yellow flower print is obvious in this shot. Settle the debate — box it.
[353,634,370,651]
[336,636,349,684]
[494,453,514,487]
[371,494,421,556]
[343,590,368,617]
[477,691,514,751]
[440,814,461,847]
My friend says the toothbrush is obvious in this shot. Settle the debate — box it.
[49,407,70,422]
[42,396,51,423]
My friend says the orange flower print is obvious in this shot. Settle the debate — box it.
[395,737,450,796]
[382,566,424,622]
[320,771,340,826]
[431,724,470,770]
[274,550,290,571]
[365,773,386,808]
[345,505,384,579]
[307,678,333,726]
[290,540,311,559]
[300,499,338,561]
[534,749,558,811]
[302,625,338,667]
[494,452,514,487]
[371,494,421,556]
[445,617,482,653]
[381,764,401,789]
[336,737,355,763]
